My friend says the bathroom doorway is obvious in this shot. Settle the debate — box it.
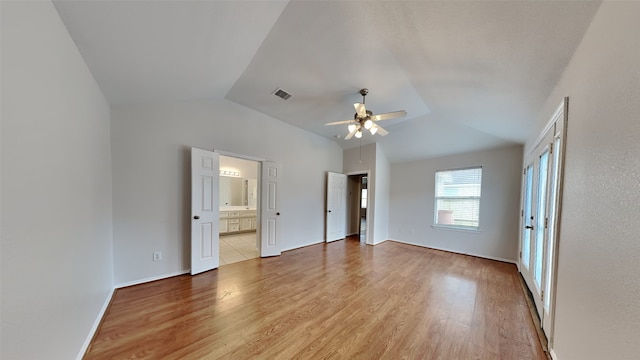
[218,155,259,265]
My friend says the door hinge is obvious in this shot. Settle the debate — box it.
[519,251,522,259]
[521,209,524,217]
[541,290,545,301]
[550,142,554,154]
[523,168,526,175]
[545,217,549,229]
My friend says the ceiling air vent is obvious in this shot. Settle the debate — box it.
[273,88,292,100]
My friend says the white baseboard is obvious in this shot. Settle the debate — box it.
[282,239,324,253]
[371,238,389,246]
[388,239,517,264]
[550,348,558,360]
[115,269,190,289]
[76,287,115,360]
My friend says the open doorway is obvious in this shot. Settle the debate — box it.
[191,148,282,274]
[347,174,368,243]
[359,176,367,242]
[218,155,259,266]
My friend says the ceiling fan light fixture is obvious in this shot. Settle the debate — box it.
[324,88,406,140]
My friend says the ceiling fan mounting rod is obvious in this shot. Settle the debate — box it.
[359,88,368,103]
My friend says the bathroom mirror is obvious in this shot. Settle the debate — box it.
[219,177,257,207]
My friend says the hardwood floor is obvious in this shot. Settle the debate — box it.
[85,237,547,359]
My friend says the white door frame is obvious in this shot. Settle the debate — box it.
[541,99,568,345]
[216,150,283,258]
[191,149,284,274]
[518,98,568,347]
[346,170,371,244]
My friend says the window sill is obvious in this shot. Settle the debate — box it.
[431,224,481,233]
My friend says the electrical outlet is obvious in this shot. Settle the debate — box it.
[153,251,162,261]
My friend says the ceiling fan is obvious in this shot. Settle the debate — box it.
[325,88,407,140]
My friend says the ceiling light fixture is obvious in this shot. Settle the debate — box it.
[324,88,407,140]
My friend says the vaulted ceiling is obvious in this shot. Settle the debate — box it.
[53,0,601,162]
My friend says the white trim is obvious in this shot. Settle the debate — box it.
[115,269,190,289]
[215,149,265,163]
[527,100,565,154]
[431,224,482,233]
[371,238,389,246]
[550,348,558,360]
[345,170,371,245]
[75,287,115,360]
[388,239,517,264]
[281,239,324,253]
[345,171,368,176]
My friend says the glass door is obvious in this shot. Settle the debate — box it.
[533,147,550,292]
[519,98,568,346]
[521,163,534,271]
[520,133,552,318]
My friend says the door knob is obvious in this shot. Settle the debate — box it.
[328,210,332,213]
[276,212,280,216]
[525,225,533,229]
[193,215,200,220]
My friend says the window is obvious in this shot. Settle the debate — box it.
[361,188,367,209]
[434,167,482,230]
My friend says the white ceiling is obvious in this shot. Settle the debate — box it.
[53,0,601,163]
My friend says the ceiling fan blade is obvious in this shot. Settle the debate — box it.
[325,119,356,126]
[354,102,367,118]
[371,110,407,121]
[373,123,389,136]
[344,127,358,140]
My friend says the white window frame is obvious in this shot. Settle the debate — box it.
[433,166,482,231]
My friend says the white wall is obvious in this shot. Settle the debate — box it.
[526,2,640,359]
[389,145,523,262]
[1,2,114,359]
[373,144,391,244]
[111,99,343,284]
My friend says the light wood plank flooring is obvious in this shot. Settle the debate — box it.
[85,237,547,359]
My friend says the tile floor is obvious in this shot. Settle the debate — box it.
[220,232,259,266]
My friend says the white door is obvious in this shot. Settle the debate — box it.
[542,134,562,335]
[260,161,281,257]
[191,148,219,275]
[520,136,551,317]
[326,172,347,242]
[521,162,534,272]
[520,99,568,344]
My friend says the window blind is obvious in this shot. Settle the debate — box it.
[434,167,482,229]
